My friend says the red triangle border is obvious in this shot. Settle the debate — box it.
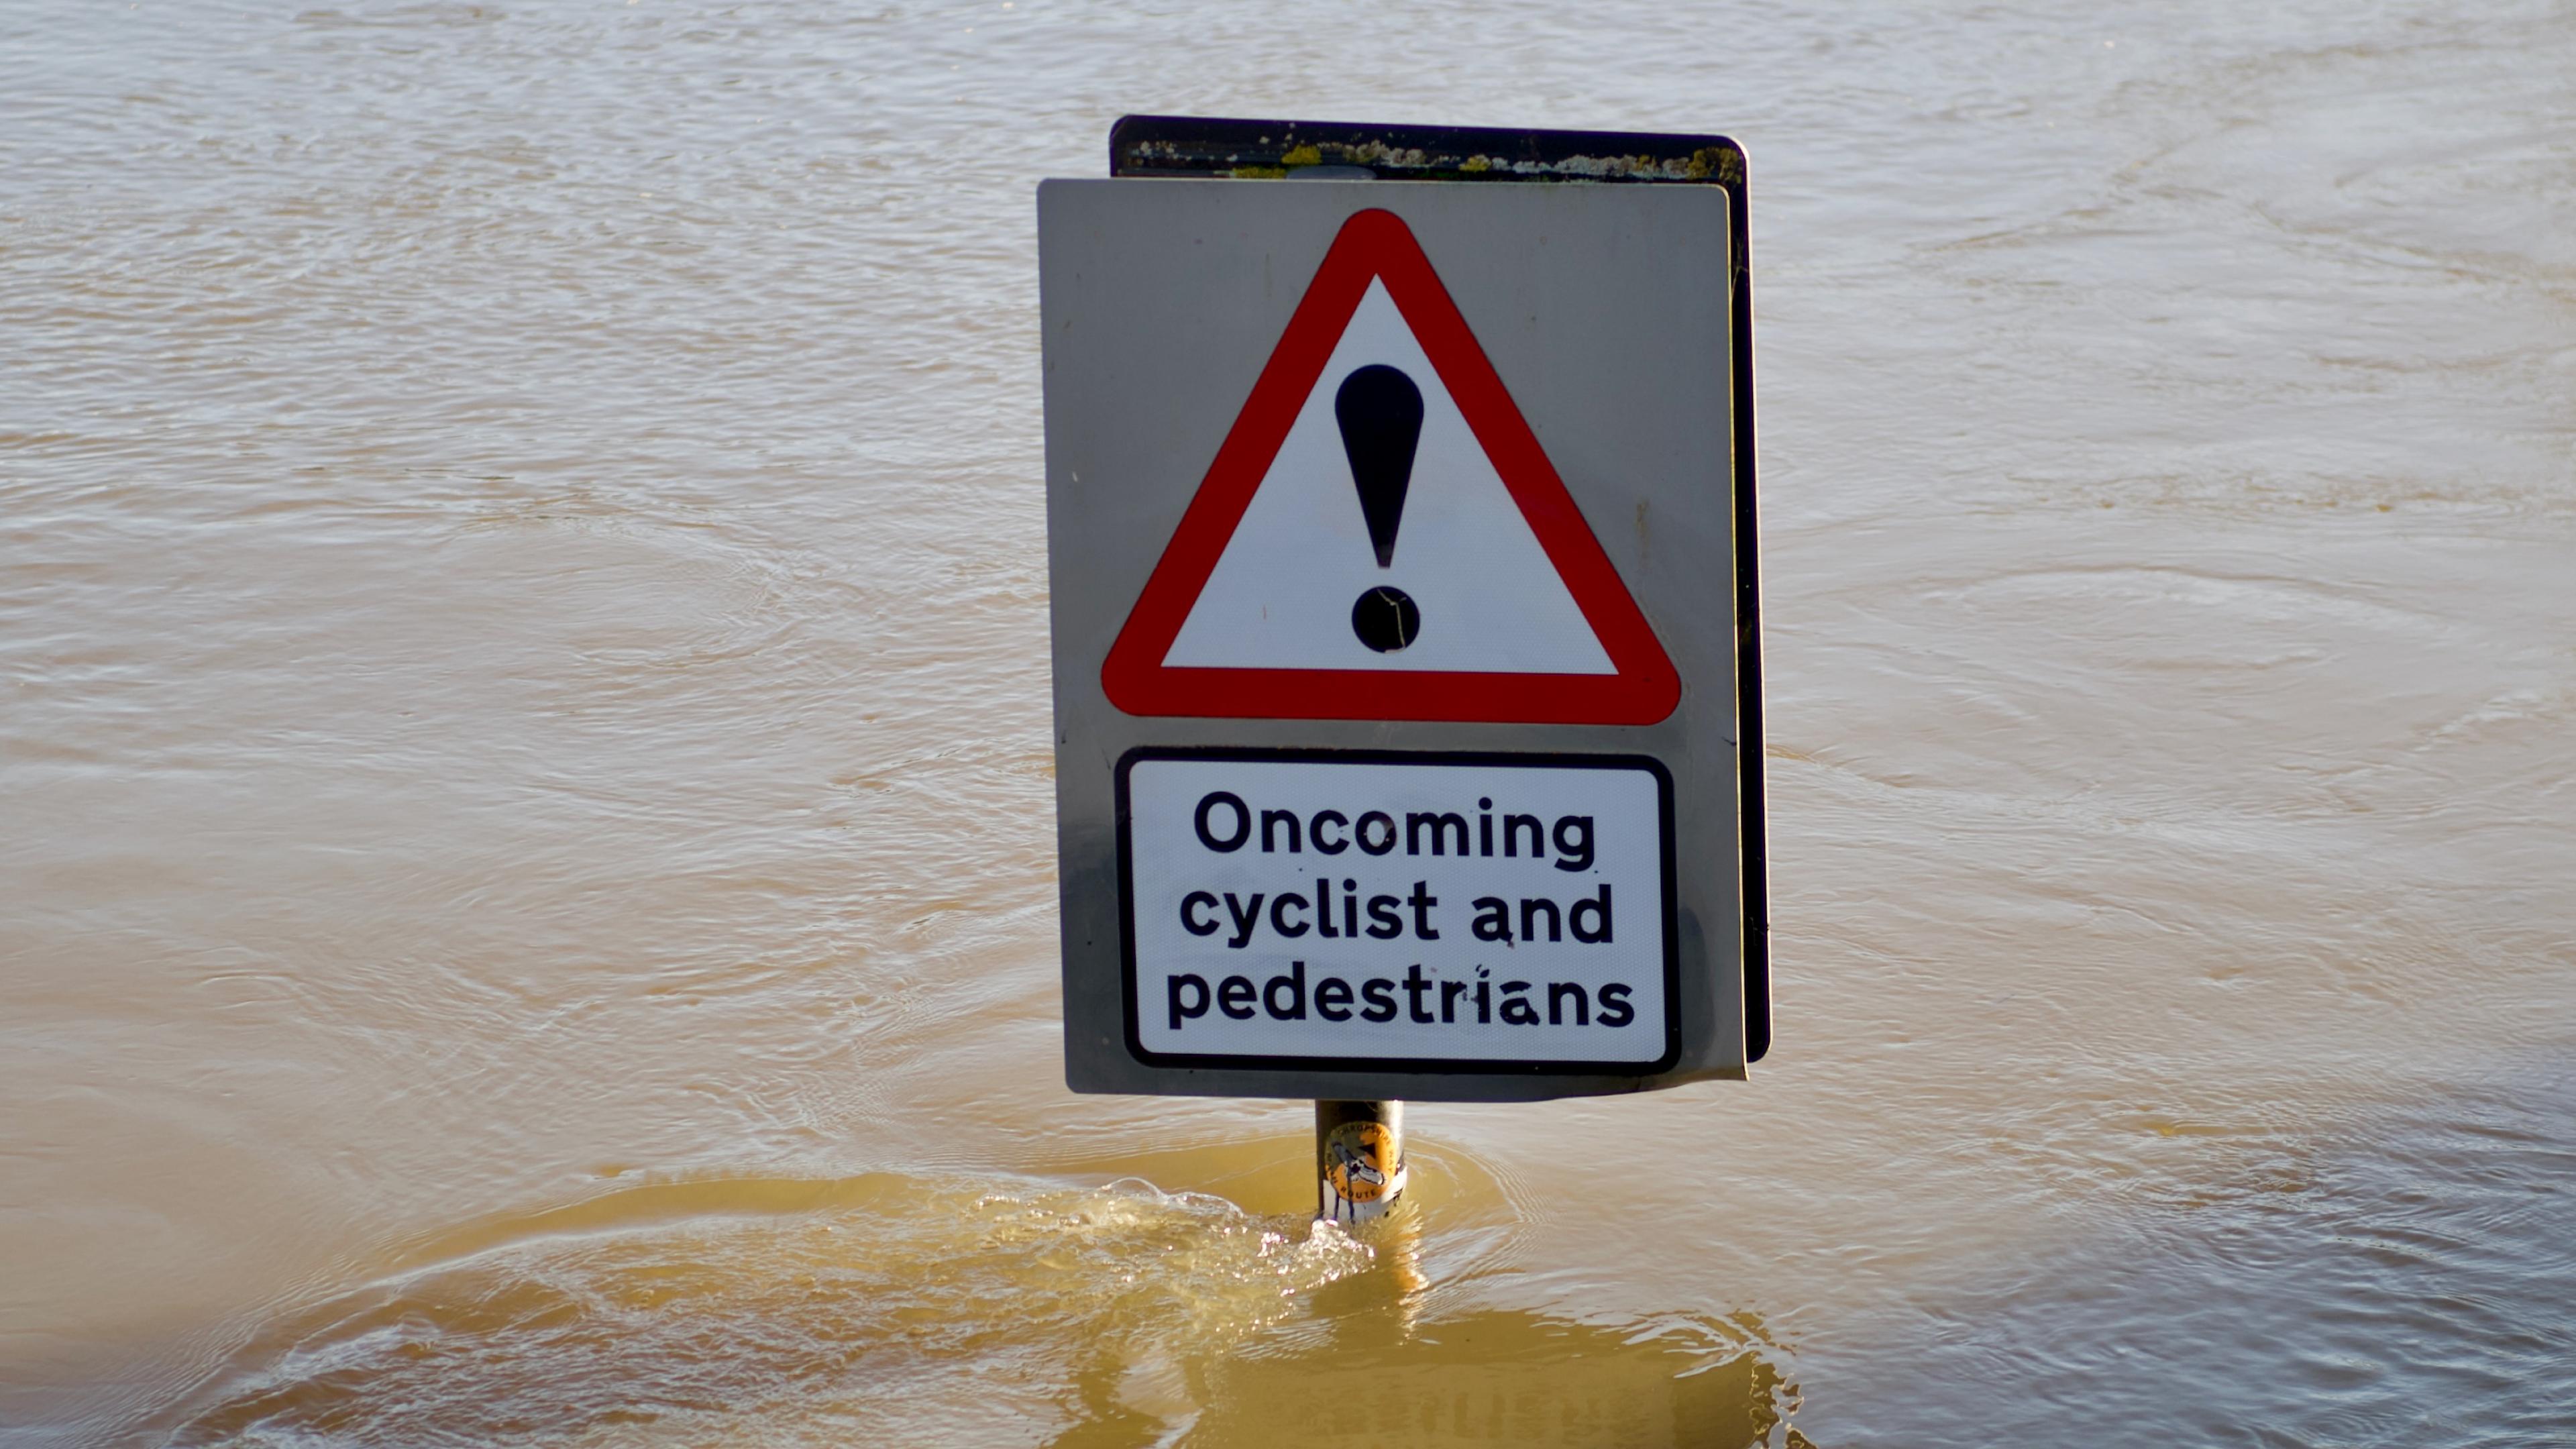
[1100,207,1680,726]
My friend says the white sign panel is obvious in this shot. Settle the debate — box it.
[1118,751,1676,1071]
[1040,159,1763,1101]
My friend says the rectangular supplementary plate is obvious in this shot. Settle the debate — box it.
[1116,748,1678,1074]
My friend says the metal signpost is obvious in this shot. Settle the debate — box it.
[1039,117,1765,1221]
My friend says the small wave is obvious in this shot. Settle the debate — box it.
[151,1171,1373,1447]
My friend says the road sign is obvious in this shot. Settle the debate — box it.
[1100,208,1680,726]
[1041,118,1764,1102]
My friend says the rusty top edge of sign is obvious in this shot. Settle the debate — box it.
[1110,114,1745,186]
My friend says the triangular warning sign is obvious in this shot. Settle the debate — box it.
[1102,208,1680,725]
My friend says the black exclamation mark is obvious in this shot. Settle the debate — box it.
[1336,364,1425,653]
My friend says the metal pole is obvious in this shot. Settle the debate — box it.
[1316,1099,1407,1223]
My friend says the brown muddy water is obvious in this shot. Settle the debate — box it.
[5,1,2574,1444]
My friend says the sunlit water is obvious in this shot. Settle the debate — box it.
[5,1,2573,1444]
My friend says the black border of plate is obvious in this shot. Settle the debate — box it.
[1114,746,1682,1076]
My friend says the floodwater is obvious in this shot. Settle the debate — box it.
[5,0,2573,1443]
